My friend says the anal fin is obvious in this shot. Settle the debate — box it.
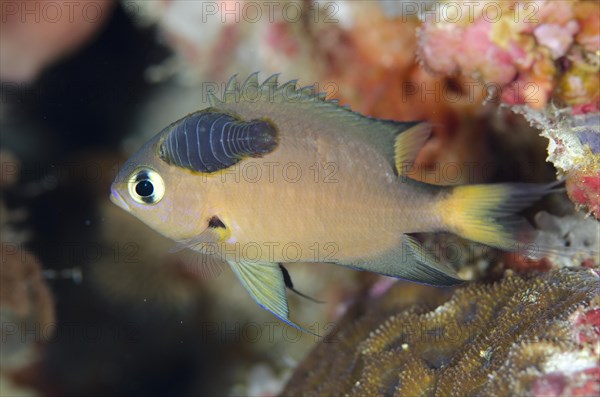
[279,264,326,304]
[228,260,320,336]
[341,235,463,286]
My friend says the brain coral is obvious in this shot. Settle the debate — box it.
[283,269,600,396]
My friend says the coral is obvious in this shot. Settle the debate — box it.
[283,269,600,396]
[558,53,600,110]
[418,0,599,111]
[573,1,600,53]
[512,106,600,218]
[417,0,599,210]
[229,363,291,397]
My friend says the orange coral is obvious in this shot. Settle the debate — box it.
[558,56,600,108]
[574,1,600,53]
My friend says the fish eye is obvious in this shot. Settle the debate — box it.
[128,168,165,205]
[135,180,154,197]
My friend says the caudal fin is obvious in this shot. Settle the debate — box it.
[439,182,560,250]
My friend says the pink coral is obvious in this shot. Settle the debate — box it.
[461,18,518,85]
[418,23,464,76]
[534,22,579,59]
[502,48,557,109]
[566,172,600,219]
[419,14,520,86]
[535,0,576,26]
[418,0,598,110]
[574,308,600,345]
[418,0,600,215]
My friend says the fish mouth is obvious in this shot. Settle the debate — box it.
[110,185,130,211]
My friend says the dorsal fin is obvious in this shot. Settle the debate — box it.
[212,73,339,106]
[212,74,427,170]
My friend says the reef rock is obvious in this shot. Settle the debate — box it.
[512,107,600,218]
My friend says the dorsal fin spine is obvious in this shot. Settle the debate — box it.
[218,74,332,106]
[214,73,425,170]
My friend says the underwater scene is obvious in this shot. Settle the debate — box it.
[1,1,599,396]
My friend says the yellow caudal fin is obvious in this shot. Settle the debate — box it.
[439,182,560,250]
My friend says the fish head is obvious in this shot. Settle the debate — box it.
[110,131,209,241]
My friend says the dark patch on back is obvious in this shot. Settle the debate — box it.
[158,109,278,173]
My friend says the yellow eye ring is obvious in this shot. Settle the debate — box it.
[127,168,165,205]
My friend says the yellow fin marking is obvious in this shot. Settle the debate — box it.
[394,122,432,175]
[214,224,231,242]
[441,185,510,248]
[439,183,556,250]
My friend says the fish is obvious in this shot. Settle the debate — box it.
[110,73,554,333]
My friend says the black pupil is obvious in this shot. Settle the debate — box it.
[135,180,154,197]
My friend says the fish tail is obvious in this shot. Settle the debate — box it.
[439,182,560,250]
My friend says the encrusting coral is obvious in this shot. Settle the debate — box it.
[282,269,600,396]
[511,106,600,218]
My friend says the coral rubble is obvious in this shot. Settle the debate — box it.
[283,269,600,396]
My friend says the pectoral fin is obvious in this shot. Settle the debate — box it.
[228,260,319,336]
[171,216,230,253]
[170,227,224,253]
